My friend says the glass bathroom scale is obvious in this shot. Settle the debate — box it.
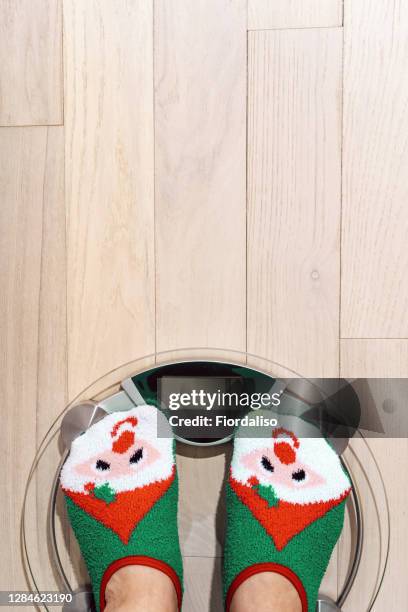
[22,350,390,612]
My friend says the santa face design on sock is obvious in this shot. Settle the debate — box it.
[230,426,351,550]
[61,405,175,544]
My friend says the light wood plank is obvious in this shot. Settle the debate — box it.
[0,126,65,598]
[341,340,408,611]
[248,0,342,30]
[36,128,67,439]
[64,0,155,401]
[341,339,408,377]
[34,127,69,591]
[0,128,45,595]
[247,28,342,378]
[0,0,62,126]
[154,0,247,355]
[341,0,408,338]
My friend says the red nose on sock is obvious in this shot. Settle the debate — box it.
[112,430,135,454]
[274,441,296,465]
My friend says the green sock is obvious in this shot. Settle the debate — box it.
[60,405,183,611]
[223,425,351,611]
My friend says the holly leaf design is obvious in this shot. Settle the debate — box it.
[93,482,116,504]
[253,482,278,508]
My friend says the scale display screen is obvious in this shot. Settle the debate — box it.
[131,360,278,444]
[157,375,247,442]
[158,376,244,410]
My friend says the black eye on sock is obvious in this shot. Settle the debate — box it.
[292,469,306,482]
[129,448,143,464]
[96,459,110,471]
[261,456,274,472]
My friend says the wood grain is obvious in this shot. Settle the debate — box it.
[341,0,408,338]
[0,0,62,126]
[33,127,69,591]
[64,0,155,401]
[36,128,67,439]
[154,0,247,355]
[0,127,43,596]
[0,126,66,598]
[248,0,342,30]
[247,28,342,378]
[341,339,408,377]
[1,4,408,609]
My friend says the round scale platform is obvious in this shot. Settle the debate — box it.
[22,350,390,612]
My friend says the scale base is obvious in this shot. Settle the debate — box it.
[60,402,107,450]
[316,595,342,611]
[62,589,94,612]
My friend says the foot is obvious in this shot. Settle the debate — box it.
[223,420,351,611]
[229,571,302,612]
[60,405,183,612]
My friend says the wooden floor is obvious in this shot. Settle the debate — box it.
[1,1,408,610]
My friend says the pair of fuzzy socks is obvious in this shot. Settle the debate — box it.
[60,406,350,611]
